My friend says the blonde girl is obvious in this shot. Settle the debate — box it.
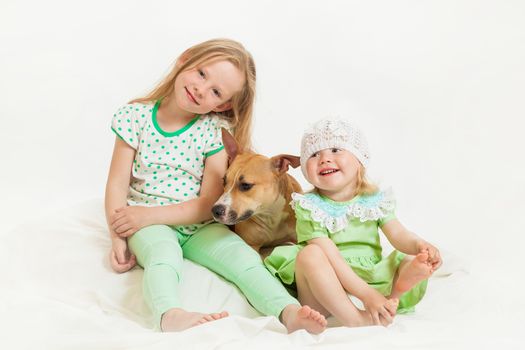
[105,39,326,333]
[265,119,442,327]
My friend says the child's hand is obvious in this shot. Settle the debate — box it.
[109,237,136,273]
[362,289,396,326]
[416,240,442,271]
[110,206,151,237]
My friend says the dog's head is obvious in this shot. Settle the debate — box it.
[212,129,300,225]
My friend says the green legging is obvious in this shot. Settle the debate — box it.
[128,223,299,326]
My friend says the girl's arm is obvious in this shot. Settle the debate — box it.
[110,149,228,235]
[380,219,421,255]
[381,219,442,269]
[142,149,229,225]
[105,137,137,272]
[308,237,395,323]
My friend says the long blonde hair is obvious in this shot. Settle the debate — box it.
[130,38,256,152]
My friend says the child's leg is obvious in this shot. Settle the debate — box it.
[295,244,376,327]
[128,225,183,323]
[128,225,227,332]
[296,245,399,326]
[182,223,326,334]
[389,251,433,300]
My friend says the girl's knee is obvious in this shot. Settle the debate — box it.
[134,236,183,269]
[199,224,241,246]
[129,225,176,251]
[145,241,182,267]
[185,224,261,265]
[208,240,261,270]
[296,244,327,267]
[186,238,263,278]
[129,225,181,264]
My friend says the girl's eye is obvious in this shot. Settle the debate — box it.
[331,148,341,153]
[213,89,221,98]
[198,69,205,78]
[310,152,319,158]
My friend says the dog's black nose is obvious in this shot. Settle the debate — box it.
[212,204,226,218]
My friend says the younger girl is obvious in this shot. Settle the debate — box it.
[105,39,326,333]
[265,119,442,327]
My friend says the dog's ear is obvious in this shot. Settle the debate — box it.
[221,128,238,165]
[271,154,301,174]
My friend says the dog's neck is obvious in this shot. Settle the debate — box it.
[251,193,289,231]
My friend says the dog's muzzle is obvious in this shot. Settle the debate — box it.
[212,204,237,224]
[212,205,254,224]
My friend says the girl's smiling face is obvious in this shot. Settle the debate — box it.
[174,59,245,115]
[305,148,361,200]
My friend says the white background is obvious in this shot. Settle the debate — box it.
[1,0,524,280]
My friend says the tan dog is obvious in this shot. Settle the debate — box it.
[212,130,302,254]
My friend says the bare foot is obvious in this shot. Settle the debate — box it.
[282,305,327,334]
[161,308,229,332]
[392,252,433,297]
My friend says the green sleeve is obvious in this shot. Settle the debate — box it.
[110,103,147,150]
[204,115,229,158]
[295,204,330,243]
[378,210,396,227]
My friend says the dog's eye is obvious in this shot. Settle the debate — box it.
[239,182,253,192]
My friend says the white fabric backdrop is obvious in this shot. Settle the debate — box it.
[1,0,524,348]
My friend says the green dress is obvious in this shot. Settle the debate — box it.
[264,190,427,313]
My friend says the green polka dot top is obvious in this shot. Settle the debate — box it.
[111,101,229,208]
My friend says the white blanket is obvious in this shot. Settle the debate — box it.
[0,199,521,349]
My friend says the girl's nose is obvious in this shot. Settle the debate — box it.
[193,85,203,99]
[319,153,332,164]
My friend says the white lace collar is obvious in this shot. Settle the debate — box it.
[291,189,395,233]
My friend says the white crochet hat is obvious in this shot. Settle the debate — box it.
[300,118,370,178]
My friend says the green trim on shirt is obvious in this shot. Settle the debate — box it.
[205,145,224,157]
[152,100,200,137]
[111,127,125,141]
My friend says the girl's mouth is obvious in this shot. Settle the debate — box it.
[185,87,199,105]
[319,169,339,176]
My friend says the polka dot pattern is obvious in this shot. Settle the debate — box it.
[111,102,230,235]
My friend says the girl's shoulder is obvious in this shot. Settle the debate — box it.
[199,113,232,131]
[111,102,156,148]
[290,189,396,233]
[113,101,155,124]
[115,101,155,113]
